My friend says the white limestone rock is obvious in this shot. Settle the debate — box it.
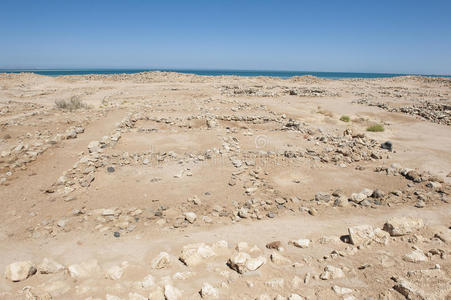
[383,216,424,236]
[4,261,36,282]
[200,282,219,298]
[151,252,171,269]
[179,243,216,266]
[38,257,65,274]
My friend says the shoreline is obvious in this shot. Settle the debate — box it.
[1,69,450,79]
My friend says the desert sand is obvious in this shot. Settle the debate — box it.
[0,71,450,299]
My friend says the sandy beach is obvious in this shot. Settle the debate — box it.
[0,71,450,299]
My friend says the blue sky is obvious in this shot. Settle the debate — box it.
[1,0,450,74]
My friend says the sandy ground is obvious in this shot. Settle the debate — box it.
[0,72,450,300]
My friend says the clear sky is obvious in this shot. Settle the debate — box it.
[1,0,451,74]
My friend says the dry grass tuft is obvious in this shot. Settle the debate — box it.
[55,96,88,111]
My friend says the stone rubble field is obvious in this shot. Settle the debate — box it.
[0,72,450,299]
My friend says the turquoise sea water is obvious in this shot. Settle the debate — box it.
[0,69,449,79]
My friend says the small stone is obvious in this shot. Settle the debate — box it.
[270,252,291,265]
[113,231,120,238]
[426,181,442,189]
[403,249,427,263]
[393,277,427,299]
[350,193,367,203]
[238,207,249,218]
[267,212,276,218]
[88,141,101,153]
[406,170,421,182]
[381,141,393,151]
[200,282,219,298]
[151,252,171,269]
[227,252,265,273]
[107,166,115,173]
[164,284,182,300]
[105,263,127,280]
[308,208,318,216]
[289,239,310,248]
[266,241,282,250]
[415,200,426,208]
[371,189,385,198]
[57,218,68,228]
[320,265,344,280]
[68,259,100,279]
[184,212,197,224]
[334,195,349,207]
[315,192,331,202]
[227,252,250,274]
[4,261,37,282]
[141,274,155,288]
[38,258,65,274]
[288,294,303,300]
[245,256,266,271]
[275,198,286,205]
[332,285,353,294]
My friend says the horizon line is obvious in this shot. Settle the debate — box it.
[0,67,450,77]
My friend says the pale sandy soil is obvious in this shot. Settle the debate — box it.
[0,72,450,300]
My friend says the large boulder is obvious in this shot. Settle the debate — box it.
[227,252,266,274]
[348,225,389,246]
[383,217,424,236]
[179,243,216,266]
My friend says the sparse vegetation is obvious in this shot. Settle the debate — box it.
[55,96,88,111]
[340,115,350,122]
[317,106,333,118]
[367,124,384,132]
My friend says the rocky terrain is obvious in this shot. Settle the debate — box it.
[0,72,450,299]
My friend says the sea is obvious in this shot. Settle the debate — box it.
[0,69,449,79]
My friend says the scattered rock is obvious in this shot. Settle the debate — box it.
[68,259,100,279]
[289,238,310,248]
[403,249,428,263]
[383,216,424,236]
[200,282,219,298]
[381,141,393,151]
[266,241,282,251]
[320,265,345,280]
[332,285,353,294]
[105,262,128,280]
[227,252,266,274]
[4,261,37,282]
[164,284,182,300]
[393,277,427,299]
[151,252,171,269]
[179,243,216,266]
[38,258,65,274]
[184,212,197,224]
[348,225,389,246]
[270,251,291,265]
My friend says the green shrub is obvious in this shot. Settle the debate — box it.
[339,115,350,122]
[367,124,384,132]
